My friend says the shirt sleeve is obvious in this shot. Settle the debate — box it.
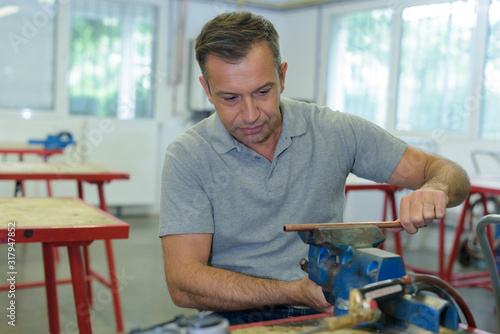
[335,112,407,183]
[158,139,215,237]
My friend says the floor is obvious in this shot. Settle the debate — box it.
[0,215,498,334]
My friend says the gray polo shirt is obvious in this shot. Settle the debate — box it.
[159,97,406,282]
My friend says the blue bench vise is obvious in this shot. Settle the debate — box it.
[28,132,74,150]
[297,225,459,332]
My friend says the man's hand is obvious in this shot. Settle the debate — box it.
[398,188,448,234]
[296,276,334,314]
[387,146,470,234]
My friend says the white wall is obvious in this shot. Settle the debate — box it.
[280,8,318,102]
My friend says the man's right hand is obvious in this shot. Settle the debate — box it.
[296,276,334,314]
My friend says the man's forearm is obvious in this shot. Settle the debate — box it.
[170,263,301,311]
[162,234,328,312]
[422,156,470,207]
[388,146,470,207]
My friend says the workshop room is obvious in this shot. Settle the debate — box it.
[0,0,499,333]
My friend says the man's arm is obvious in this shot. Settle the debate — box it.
[386,146,470,234]
[162,233,334,313]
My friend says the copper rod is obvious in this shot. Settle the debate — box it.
[283,220,402,232]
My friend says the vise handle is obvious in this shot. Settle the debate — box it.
[283,220,402,232]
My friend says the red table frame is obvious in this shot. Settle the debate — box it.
[0,147,64,160]
[442,177,500,290]
[346,177,499,289]
[0,163,130,333]
[0,197,129,334]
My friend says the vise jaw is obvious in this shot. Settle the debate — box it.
[299,225,406,315]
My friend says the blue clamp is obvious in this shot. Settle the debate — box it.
[28,132,74,149]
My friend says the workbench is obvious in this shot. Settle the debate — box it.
[0,197,129,334]
[0,161,130,332]
[0,161,129,203]
[228,313,491,333]
[0,142,65,196]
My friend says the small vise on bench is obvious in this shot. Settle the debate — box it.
[291,225,460,333]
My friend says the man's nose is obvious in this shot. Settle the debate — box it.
[241,98,259,124]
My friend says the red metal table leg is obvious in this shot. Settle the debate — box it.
[42,243,60,334]
[76,180,94,304]
[379,192,389,250]
[387,191,403,260]
[444,194,471,281]
[67,244,93,334]
[105,239,125,333]
[382,192,389,220]
[97,182,108,212]
[438,217,445,278]
[83,244,94,305]
[46,180,53,197]
[97,182,125,333]
[77,181,84,199]
[17,154,25,197]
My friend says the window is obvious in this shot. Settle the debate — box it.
[325,9,392,127]
[325,0,498,139]
[69,0,157,119]
[481,0,500,140]
[0,0,57,110]
[397,1,475,133]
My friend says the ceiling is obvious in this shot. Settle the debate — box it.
[228,0,345,10]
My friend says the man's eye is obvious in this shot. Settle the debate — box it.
[257,89,270,96]
[223,96,237,102]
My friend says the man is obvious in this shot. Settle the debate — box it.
[159,11,470,325]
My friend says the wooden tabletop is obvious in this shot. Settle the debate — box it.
[0,197,129,243]
[0,161,130,181]
[0,141,44,149]
[229,313,489,334]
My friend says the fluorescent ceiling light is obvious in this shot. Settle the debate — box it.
[0,6,19,18]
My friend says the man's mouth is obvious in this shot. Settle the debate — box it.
[240,124,263,135]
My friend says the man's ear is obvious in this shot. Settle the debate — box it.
[199,76,214,104]
[279,61,288,94]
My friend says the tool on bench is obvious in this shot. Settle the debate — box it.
[28,131,74,149]
[287,224,476,333]
[129,312,229,334]
[298,289,382,334]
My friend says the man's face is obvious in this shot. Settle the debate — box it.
[200,42,287,150]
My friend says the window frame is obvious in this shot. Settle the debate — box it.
[68,0,159,119]
[317,0,491,140]
[0,0,65,119]
[0,0,167,121]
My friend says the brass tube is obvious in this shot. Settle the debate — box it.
[283,220,402,232]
